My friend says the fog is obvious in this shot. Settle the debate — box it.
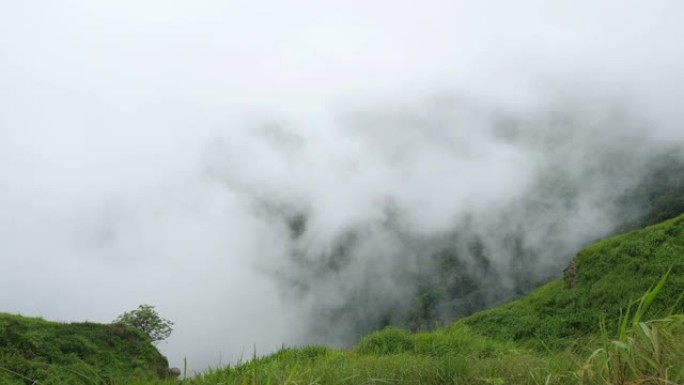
[1,0,684,372]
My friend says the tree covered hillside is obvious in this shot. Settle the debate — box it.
[276,150,684,341]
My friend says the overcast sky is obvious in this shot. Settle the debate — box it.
[2,0,684,372]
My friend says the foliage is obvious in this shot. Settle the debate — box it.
[0,313,170,384]
[577,271,684,385]
[3,214,684,385]
[180,267,684,385]
[460,214,684,349]
[114,304,174,344]
[355,324,514,358]
[185,214,684,385]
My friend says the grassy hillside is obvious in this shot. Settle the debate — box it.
[3,214,683,384]
[462,213,684,349]
[190,214,684,385]
[0,314,170,384]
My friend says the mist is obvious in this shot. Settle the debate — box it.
[1,0,684,372]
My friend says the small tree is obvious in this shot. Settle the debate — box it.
[114,304,173,344]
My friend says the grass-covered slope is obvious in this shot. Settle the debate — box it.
[191,214,684,385]
[3,214,683,385]
[0,314,170,384]
[461,213,684,348]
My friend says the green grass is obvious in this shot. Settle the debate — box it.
[188,214,684,385]
[4,214,684,384]
[190,347,557,385]
[460,214,684,350]
[0,313,171,384]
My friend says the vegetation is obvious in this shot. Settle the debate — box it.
[275,152,684,340]
[188,213,684,385]
[461,214,684,349]
[114,304,174,344]
[2,213,684,384]
[0,314,170,384]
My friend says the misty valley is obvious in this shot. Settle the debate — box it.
[2,1,684,384]
[3,111,684,385]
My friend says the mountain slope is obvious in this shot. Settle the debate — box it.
[3,214,683,385]
[461,213,684,348]
[0,314,170,384]
[191,213,684,385]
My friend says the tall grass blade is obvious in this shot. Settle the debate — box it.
[0,366,40,384]
[632,268,671,327]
